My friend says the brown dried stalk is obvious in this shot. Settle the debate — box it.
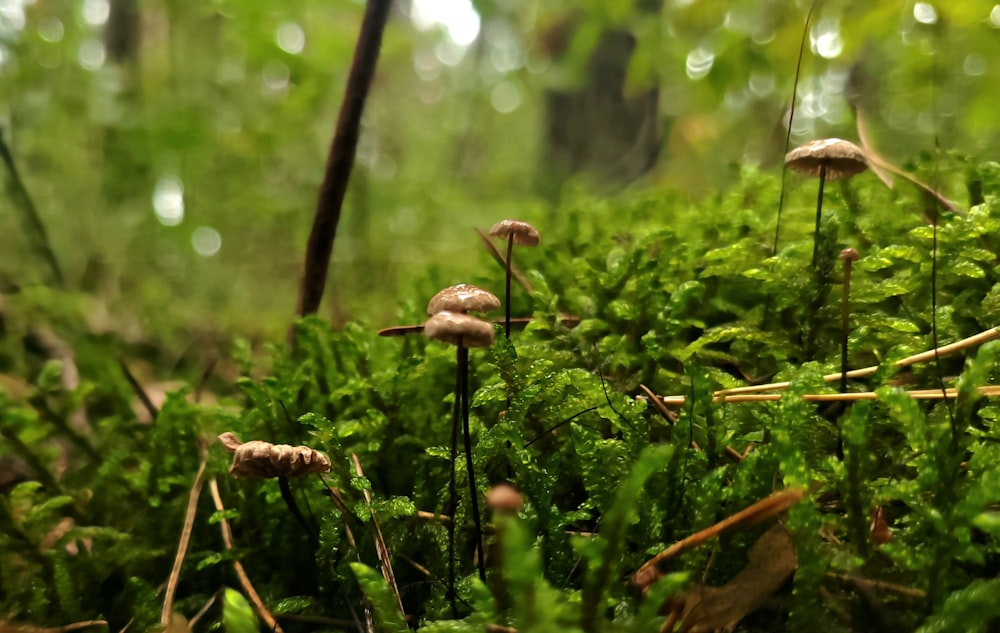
[161,445,208,626]
[652,385,1000,407]
[714,326,1000,398]
[208,478,285,633]
[351,453,404,614]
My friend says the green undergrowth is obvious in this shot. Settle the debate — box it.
[3,159,1000,632]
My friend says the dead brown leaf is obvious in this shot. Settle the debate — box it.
[665,524,797,633]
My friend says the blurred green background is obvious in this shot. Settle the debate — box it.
[0,0,997,341]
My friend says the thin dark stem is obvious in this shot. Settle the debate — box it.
[0,128,64,287]
[812,163,827,268]
[278,476,317,542]
[459,345,487,582]
[840,261,852,394]
[504,236,514,339]
[448,347,460,618]
[773,0,819,256]
[294,0,392,323]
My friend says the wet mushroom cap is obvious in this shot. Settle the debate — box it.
[785,138,868,181]
[839,247,860,262]
[489,219,540,247]
[423,311,495,348]
[427,284,501,316]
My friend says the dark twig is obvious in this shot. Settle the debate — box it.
[119,359,158,423]
[474,228,534,293]
[294,0,393,323]
[0,128,64,286]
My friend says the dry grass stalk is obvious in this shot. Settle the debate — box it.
[351,453,405,614]
[714,326,999,398]
[654,384,1000,406]
[160,445,208,626]
[208,478,285,633]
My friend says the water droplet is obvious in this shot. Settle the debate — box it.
[38,17,64,43]
[82,0,109,26]
[191,226,221,257]
[77,39,105,71]
[685,46,714,80]
[153,175,184,227]
[811,17,843,59]
[411,0,480,46]
[490,81,521,114]
[913,2,937,25]
[276,22,305,55]
[261,60,289,92]
[963,53,986,76]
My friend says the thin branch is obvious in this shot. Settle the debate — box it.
[651,385,1000,407]
[120,359,158,423]
[208,477,285,633]
[294,0,393,322]
[161,445,208,625]
[0,127,64,286]
[714,327,1000,398]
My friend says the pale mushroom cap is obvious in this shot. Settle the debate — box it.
[219,432,331,478]
[423,311,495,348]
[785,138,868,181]
[427,284,501,316]
[489,219,540,246]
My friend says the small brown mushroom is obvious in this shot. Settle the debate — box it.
[486,483,524,515]
[427,284,501,316]
[785,138,868,181]
[489,219,540,247]
[218,432,331,478]
[489,219,540,338]
[423,311,495,348]
[785,138,868,267]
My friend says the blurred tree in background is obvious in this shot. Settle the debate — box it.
[0,0,997,341]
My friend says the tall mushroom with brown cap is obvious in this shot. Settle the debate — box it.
[424,310,495,607]
[489,220,540,338]
[427,283,501,316]
[785,138,868,267]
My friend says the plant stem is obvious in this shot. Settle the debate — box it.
[278,476,316,542]
[504,236,514,339]
[840,258,853,394]
[811,162,827,268]
[459,345,487,582]
[448,347,461,618]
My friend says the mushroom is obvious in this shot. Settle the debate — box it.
[218,432,331,539]
[489,220,540,338]
[424,310,495,593]
[785,138,867,267]
[427,283,500,316]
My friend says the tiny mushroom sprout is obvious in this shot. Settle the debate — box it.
[489,220,540,339]
[427,283,501,316]
[785,138,868,267]
[424,309,495,591]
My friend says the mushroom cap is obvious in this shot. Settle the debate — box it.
[839,247,860,262]
[423,311,495,348]
[427,284,501,316]
[489,219,540,246]
[218,432,331,478]
[486,483,524,514]
[785,138,868,181]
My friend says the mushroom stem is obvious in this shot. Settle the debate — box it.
[278,476,316,542]
[459,344,487,582]
[840,258,853,394]
[504,236,514,339]
[811,162,827,268]
[448,353,460,618]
